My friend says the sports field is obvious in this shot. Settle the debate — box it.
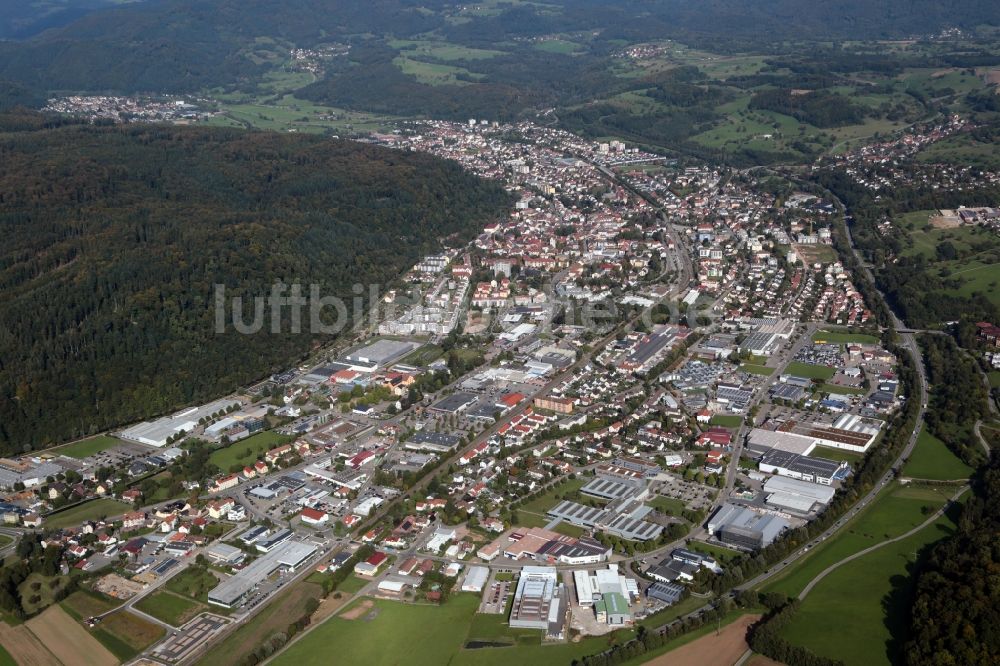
[761,483,957,598]
[902,430,973,481]
[709,414,743,428]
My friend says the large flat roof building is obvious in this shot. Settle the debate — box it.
[509,566,566,638]
[208,540,316,608]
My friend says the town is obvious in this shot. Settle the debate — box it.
[0,113,936,666]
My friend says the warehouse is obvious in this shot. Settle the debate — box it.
[594,592,631,625]
[763,475,836,513]
[759,450,849,485]
[428,392,480,414]
[342,339,418,371]
[120,399,240,447]
[208,540,316,607]
[461,566,489,593]
[204,543,245,566]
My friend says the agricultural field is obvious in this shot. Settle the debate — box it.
[393,56,483,86]
[135,590,206,626]
[56,435,123,459]
[207,430,295,471]
[25,605,117,666]
[209,95,398,135]
[902,430,974,481]
[389,39,505,61]
[45,498,131,529]
[779,499,965,666]
[784,362,835,380]
[61,589,165,661]
[761,483,960,598]
[533,39,582,54]
[811,330,879,344]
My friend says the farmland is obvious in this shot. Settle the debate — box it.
[61,589,166,661]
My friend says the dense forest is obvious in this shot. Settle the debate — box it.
[918,334,989,467]
[0,117,510,452]
[748,89,867,128]
[904,452,1000,666]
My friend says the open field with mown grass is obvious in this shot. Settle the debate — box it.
[207,430,294,471]
[778,497,965,666]
[902,430,973,481]
[46,498,130,529]
[56,435,123,459]
[784,362,835,380]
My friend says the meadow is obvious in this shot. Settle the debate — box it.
[902,430,974,481]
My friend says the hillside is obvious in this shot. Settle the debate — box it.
[0,118,510,452]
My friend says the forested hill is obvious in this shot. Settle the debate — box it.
[0,117,510,453]
[0,0,998,108]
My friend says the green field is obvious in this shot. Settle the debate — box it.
[812,446,863,465]
[761,483,958,598]
[533,39,581,54]
[779,500,964,666]
[61,590,164,661]
[812,330,879,344]
[817,383,866,395]
[165,566,219,603]
[0,644,15,666]
[335,574,369,594]
[741,364,774,376]
[45,498,130,529]
[649,495,686,517]
[56,435,123,459]
[208,430,294,471]
[784,362,835,380]
[990,371,1000,389]
[902,430,974,481]
[272,594,640,666]
[401,344,444,366]
[516,477,586,517]
[17,573,71,615]
[709,414,743,428]
[687,540,742,563]
[134,590,205,626]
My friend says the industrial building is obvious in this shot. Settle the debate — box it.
[548,495,663,542]
[207,540,316,607]
[707,504,789,550]
[758,449,849,485]
[509,566,567,638]
[763,475,836,513]
[120,398,240,447]
[342,339,419,371]
[646,581,685,605]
